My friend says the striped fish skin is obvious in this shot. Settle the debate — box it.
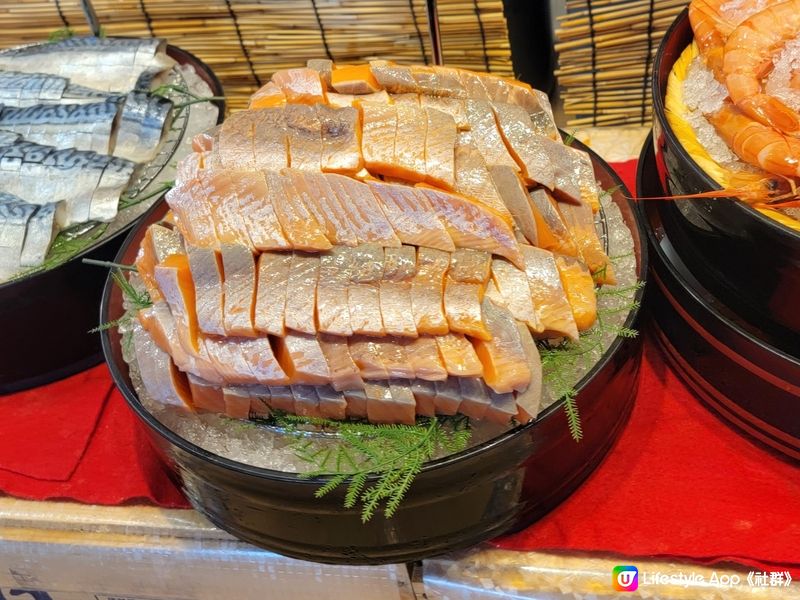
[0,72,115,107]
[114,92,173,163]
[0,37,176,93]
[19,201,63,267]
[0,192,37,278]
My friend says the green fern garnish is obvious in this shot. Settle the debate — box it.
[271,413,471,522]
[119,180,175,211]
[563,130,578,147]
[48,27,75,43]
[89,267,151,333]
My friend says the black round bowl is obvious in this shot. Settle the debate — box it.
[0,45,224,394]
[639,134,800,460]
[102,141,648,565]
[652,8,800,345]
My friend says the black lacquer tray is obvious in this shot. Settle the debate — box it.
[638,135,800,461]
[652,8,800,343]
[0,44,224,394]
[101,140,647,564]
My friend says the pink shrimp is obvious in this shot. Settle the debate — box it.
[723,0,800,136]
[689,0,737,77]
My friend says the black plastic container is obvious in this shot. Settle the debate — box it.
[639,136,800,460]
[0,45,224,394]
[651,9,800,344]
[102,141,647,565]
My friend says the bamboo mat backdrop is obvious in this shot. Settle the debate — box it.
[0,0,512,111]
[554,0,686,128]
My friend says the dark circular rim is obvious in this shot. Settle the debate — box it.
[0,42,225,293]
[101,137,647,485]
[637,132,800,368]
[651,8,800,244]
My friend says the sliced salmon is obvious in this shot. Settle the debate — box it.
[292,385,322,418]
[514,322,543,423]
[448,248,491,284]
[385,380,417,425]
[316,104,363,174]
[413,65,466,97]
[488,164,538,246]
[307,58,333,88]
[218,111,256,169]
[284,252,320,335]
[264,170,332,251]
[344,388,368,419]
[472,298,531,393]
[411,379,437,417]
[132,322,193,410]
[254,252,292,336]
[346,243,385,336]
[326,174,401,247]
[176,152,206,185]
[285,103,322,171]
[318,333,365,391]
[492,102,556,188]
[360,102,396,175]
[379,246,417,337]
[555,255,598,331]
[435,332,484,377]
[222,386,252,419]
[271,68,327,105]
[187,245,225,336]
[331,64,381,94]
[285,169,354,246]
[390,103,427,181]
[316,385,348,420]
[306,172,363,246]
[136,223,181,302]
[188,374,225,413]
[154,253,200,353]
[274,331,331,384]
[433,378,461,415]
[236,336,288,384]
[372,338,413,378]
[354,90,391,105]
[453,141,513,221]
[490,258,541,332]
[519,244,579,341]
[221,245,257,337]
[363,381,398,424]
[457,378,491,420]
[421,96,468,130]
[192,129,217,152]
[444,276,490,340]
[252,108,290,170]
[457,69,491,100]
[401,336,448,381]
[485,389,518,425]
[411,247,449,335]
[368,180,454,252]
[316,248,354,336]
[204,335,261,385]
[556,200,615,285]
[326,92,355,109]
[574,149,601,212]
[464,99,518,170]
[369,60,416,93]
[348,337,389,379]
[392,93,420,105]
[248,81,286,110]
[424,107,457,190]
[232,171,290,251]
[539,138,595,207]
[416,185,523,268]
[203,171,254,250]
[528,188,579,257]
[268,386,295,413]
[165,178,218,250]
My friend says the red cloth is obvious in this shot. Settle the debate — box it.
[0,158,797,575]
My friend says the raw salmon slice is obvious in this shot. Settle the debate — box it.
[444,276,490,340]
[188,374,225,413]
[285,169,353,246]
[136,223,181,302]
[268,386,295,413]
[222,387,252,419]
[555,255,598,331]
[316,385,348,420]
[234,336,288,384]
[372,338,414,378]
[490,258,541,332]
[274,331,331,384]
[472,298,531,393]
[519,244,579,341]
[448,248,491,284]
[378,246,417,337]
[360,102,396,175]
[369,60,417,92]
[317,247,354,336]
[232,171,289,251]
[304,172,361,246]
[326,173,401,247]
[307,58,333,87]
[285,103,322,171]
[464,99,518,169]
[392,93,420,105]
[385,380,417,425]
[203,171,254,249]
[514,322,543,423]
[248,81,286,109]
[218,111,256,170]
[331,64,381,94]
[488,164,539,246]
[254,252,292,336]
[492,102,556,188]
[433,378,461,415]
[348,337,389,379]
[264,171,331,251]
[347,244,385,336]
[435,333,484,378]
[154,253,200,353]
[316,104,362,174]
[326,92,356,109]
[453,140,513,222]
[528,188,579,257]
[411,247,449,335]
[416,185,523,268]
[556,200,615,285]
[132,322,193,410]
[412,65,466,97]
[422,108,458,191]
[187,245,225,336]
[318,333,364,391]
[271,68,327,105]
[411,379,437,417]
[292,385,322,418]
[457,378,491,420]
[421,96,468,130]
[284,252,320,335]
[165,178,218,250]
[485,390,518,425]
[344,388,368,419]
[401,336,447,381]
[362,381,396,424]
[457,69,491,100]
[252,108,289,170]
[368,180,454,252]
[538,138,594,207]
[204,335,261,385]
[391,103,427,182]
[221,245,257,337]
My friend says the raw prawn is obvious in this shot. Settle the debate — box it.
[723,0,800,135]
[689,0,736,77]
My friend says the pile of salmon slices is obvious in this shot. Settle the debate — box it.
[130,60,615,426]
